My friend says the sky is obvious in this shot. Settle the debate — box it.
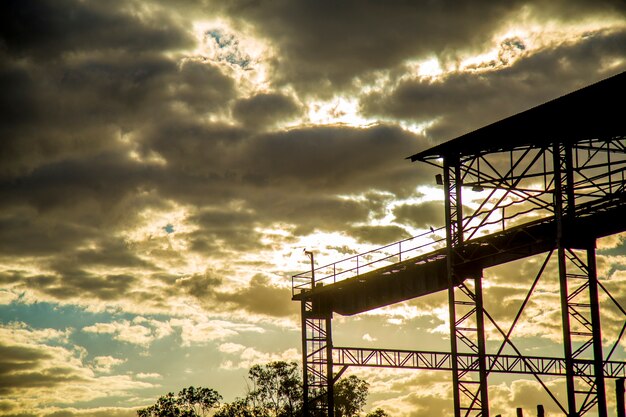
[1,1,626,416]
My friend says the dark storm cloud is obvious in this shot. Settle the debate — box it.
[1,119,428,308]
[175,271,222,299]
[186,197,369,254]
[281,196,371,236]
[0,345,52,376]
[361,28,626,141]
[146,122,427,195]
[0,0,193,60]
[0,53,236,178]
[0,152,161,218]
[169,272,296,317]
[393,201,445,229]
[195,124,430,237]
[0,343,85,395]
[0,209,100,257]
[70,240,151,269]
[187,209,265,253]
[26,269,137,302]
[239,124,426,193]
[216,0,510,93]
[145,121,432,240]
[215,274,297,317]
[350,225,410,245]
[215,0,625,95]
[0,0,438,296]
[0,154,170,273]
[0,368,85,395]
[0,232,143,302]
[173,59,237,114]
[0,1,235,179]
[233,92,302,129]
[171,194,374,253]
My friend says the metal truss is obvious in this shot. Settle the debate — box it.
[301,300,334,417]
[417,137,626,245]
[332,347,626,378]
[295,135,626,417]
[439,138,626,417]
[444,157,489,417]
[552,142,608,417]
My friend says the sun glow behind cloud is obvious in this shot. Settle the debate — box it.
[191,20,272,93]
[304,96,375,128]
[461,9,626,72]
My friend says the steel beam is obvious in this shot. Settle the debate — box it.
[332,347,626,378]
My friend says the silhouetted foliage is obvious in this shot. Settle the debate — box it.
[334,375,369,417]
[139,362,384,417]
[214,398,263,417]
[365,408,390,417]
[247,361,303,417]
[137,386,222,417]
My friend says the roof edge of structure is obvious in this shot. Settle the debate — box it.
[408,70,626,162]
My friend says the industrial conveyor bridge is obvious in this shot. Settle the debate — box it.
[292,71,626,417]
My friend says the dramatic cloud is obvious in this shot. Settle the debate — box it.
[83,317,173,347]
[1,0,626,415]
[214,0,625,95]
[361,27,626,141]
[233,92,303,129]
[0,323,152,412]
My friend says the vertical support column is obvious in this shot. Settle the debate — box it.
[475,277,489,417]
[537,405,545,417]
[553,143,607,417]
[553,143,577,417]
[617,378,625,417]
[301,298,334,417]
[444,156,461,417]
[444,157,488,417]
[587,246,607,417]
[326,314,334,417]
[301,301,310,417]
[556,246,577,417]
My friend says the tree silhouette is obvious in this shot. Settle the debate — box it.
[365,408,390,417]
[247,361,302,417]
[138,362,384,417]
[333,375,369,417]
[137,386,222,417]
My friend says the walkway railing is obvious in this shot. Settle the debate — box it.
[292,192,626,296]
[292,226,446,295]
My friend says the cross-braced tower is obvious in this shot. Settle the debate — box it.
[293,71,626,417]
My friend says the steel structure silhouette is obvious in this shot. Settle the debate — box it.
[292,71,626,417]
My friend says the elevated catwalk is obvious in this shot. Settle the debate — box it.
[294,192,626,316]
[294,71,626,417]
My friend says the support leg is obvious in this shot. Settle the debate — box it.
[301,299,334,417]
[587,246,607,417]
[557,247,607,417]
[449,280,489,417]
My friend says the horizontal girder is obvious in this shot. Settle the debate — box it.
[333,347,626,378]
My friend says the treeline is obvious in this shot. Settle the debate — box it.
[137,361,389,417]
